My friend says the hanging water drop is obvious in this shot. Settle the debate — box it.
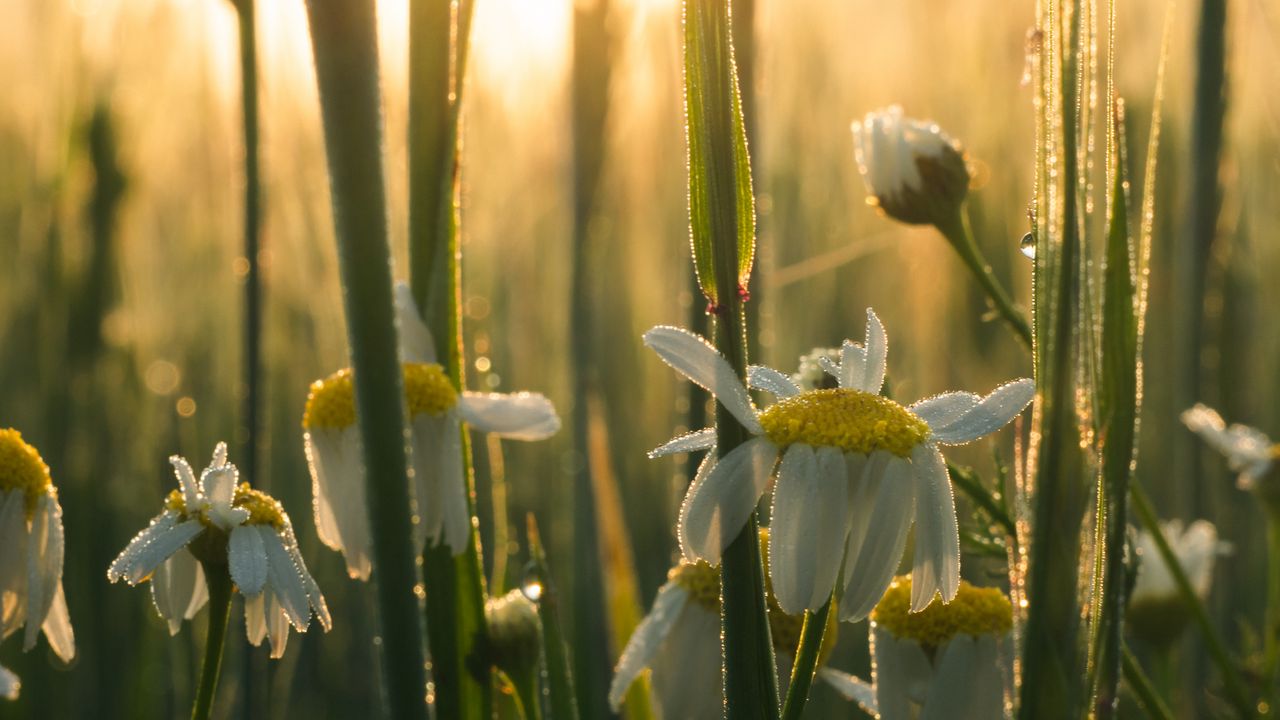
[520,563,544,602]
[1020,232,1036,259]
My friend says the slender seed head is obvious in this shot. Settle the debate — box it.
[872,576,1012,650]
[758,388,930,457]
[0,428,54,515]
[303,363,458,429]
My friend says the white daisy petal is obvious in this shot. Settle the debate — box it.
[171,456,201,508]
[259,527,311,630]
[186,561,209,620]
[394,281,438,365]
[40,583,74,663]
[24,495,64,652]
[650,600,723,720]
[244,591,268,647]
[229,526,268,596]
[910,392,980,431]
[457,392,561,441]
[678,436,777,563]
[608,582,690,711]
[439,417,472,555]
[838,340,867,391]
[0,662,18,700]
[264,591,291,658]
[748,365,802,398]
[818,354,843,381]
[109,517,203,586]
[770,446,848,613]
[920,635,1005,720]
[873,625,935,720]
[410,414,446,551]
[643,326,762,434]
[1181,404,1276,488]
[305,428,373,580]
[202,466,237,508]
[817,667,878,715]
[910,444,960,611]
[283,529,331,631]
[858,308,888,394]
[926,379,1034,445]
[842,452,878,575]
[0,493,27,634]
[649,428,717,458]
[211,442,228,470]
[151,550,202,635]
[841,456,915,622]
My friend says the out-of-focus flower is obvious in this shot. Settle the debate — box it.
[303,284,559,577]
[789,348,842,392]
[0,429,74,663]
[0,662,16,700]
[107,443,330,658]
[1181,404,1277,490]
[852,106,970,227]
[820,576,1013,720]
[1128,519,1226,648]
[486,589,543,685]
[608,533,839,717]
[645,309,1033,620]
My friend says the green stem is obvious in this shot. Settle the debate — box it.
[1130,482,1255,717]
[936,207,1032,349]
[191,568,233,720]
[1264,509,1280,684]
[779,600,831,720]
[510,668,543,720]
[304,1,429,717]
[235,0,262,489]
[1122,645,1173,720]
[948,462,1015,536]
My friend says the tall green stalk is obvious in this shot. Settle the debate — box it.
[682,0,776,717]
[778,600,831,720]
[407,3,489,719]
[303,2,429,717]
[191,567,233,720]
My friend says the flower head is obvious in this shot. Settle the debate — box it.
[852,106,970,226]
[485,589,543,683]
[107,443,330,658]
[1128,519,1226,648]
[1181,404,1277,490]
[303,283,559,577]
[645,309,1033,621]
[821,577,1013,720]
[0,429,74,663]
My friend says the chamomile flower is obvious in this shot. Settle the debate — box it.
[645,309,1033,620]
[821,577,1013,720]
[851,106,970,227]
[0,662,16,700]
[609,533,838,717]
[1128,520,1225,648]
[107,443,330,658]
[0,429,74,664]
[303,284,559,577]
[1181,404,1278,489]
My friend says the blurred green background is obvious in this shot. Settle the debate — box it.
[0,0,1277,716]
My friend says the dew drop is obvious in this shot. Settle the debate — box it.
[1019,232,1036,259]
[520,565,544,602]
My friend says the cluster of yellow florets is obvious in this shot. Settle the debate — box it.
[302,363,459,430]
[757,389,930,458]
[871,576,1012,648]
[0,428,53,514]
[671,560,721,612]
[163,483,286,530]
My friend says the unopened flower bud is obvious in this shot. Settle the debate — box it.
[486,588,543,680]
[852,106,970,227]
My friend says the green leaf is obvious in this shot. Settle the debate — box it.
[526,515,580,720]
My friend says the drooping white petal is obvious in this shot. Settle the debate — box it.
[842,452,878,576]
[817,667,878,715]
[23,495,63,652]
[649,428,717,458]
[151,550,203,635]
[282,527,331,631]
[108,517,204,586]
[394,280,437,365]
[305,427,373,580]
[229,525,268,596]
[910,444,960,611]
[925,379,1034,445]
[841,457,915,622]
[244,591,268,647]
[410,414,447,551]
[650,598,723,720]
[0,662,18,700]
[643,326,762,434]
[0,493,27,638]
[920,634,1006,720]
[608,582,691,711]
[458,392,560,440]
[872,625,935,720]
[40,583,74,663]
[678,436,777,564]
[857,308,888,394]
[171,455,201,508]
[264,590,291,658]
[259,527,311,630]
[838,340,867,391]
[438,415,471,555]
[770,446,848,613]
[186,562,209,620]
[747,365,801,398]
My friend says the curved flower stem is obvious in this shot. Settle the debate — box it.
[1121,645,1172,720]
[935,207,1033,350]
[1130,482,1255,717]
[779,598,831,720]
[191,568,233,720]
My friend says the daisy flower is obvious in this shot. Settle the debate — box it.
[0,662,16,700]
[302,283,559,577]
[851,106,969,227]
[0,429,74,663]
[609,532,839,716]
[1128,519,1226,648]
[821,576,1013,720]
[645,308,1033,620]
[1181,404,1278,489]
[107,443,330,658]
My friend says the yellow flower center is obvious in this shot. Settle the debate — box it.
[164,484,286,530]
[871,576,1012,649]
[0,428,53,515]
[671,560,720,611]
[757,388,930,457]
[302,363,458,429]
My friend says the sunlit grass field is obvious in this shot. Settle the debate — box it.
[1,0,1279,717]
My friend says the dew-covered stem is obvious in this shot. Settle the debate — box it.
[935,207,1032,349]
[190,566,232,720]
[779,598,831,720]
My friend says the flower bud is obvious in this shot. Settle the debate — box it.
[852,106,970,227]
[485,588,543,680]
